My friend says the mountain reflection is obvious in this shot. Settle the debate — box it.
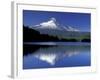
[24,45,90,65]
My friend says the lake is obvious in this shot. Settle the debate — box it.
[23,42,91,69]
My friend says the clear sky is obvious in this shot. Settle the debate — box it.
[23,10,91,32]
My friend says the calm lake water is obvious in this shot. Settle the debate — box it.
[23,42,91,69]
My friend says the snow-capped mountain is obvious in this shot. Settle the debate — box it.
[24,17,90,40]
[32,17,79,32]
[35,18,60,30]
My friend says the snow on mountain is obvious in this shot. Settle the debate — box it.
[34,18,61,30]
[32,17,79,32]
[63,26,79,32]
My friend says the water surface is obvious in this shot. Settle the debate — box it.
[23,42,90,69]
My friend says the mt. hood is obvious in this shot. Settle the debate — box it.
[32,17,79,32]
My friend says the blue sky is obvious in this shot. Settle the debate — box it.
[23,10,91,32]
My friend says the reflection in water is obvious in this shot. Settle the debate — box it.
[34,53,56,65]
[23,43,90,69]
[33,46,84,65]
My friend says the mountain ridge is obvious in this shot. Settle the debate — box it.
[23,17,90,42]
[31,17,80,32]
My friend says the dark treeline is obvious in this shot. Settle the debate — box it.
[23,26,62,42]
[23,25,90,42]
[81,39,91,42]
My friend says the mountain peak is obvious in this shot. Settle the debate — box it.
[33,17,79,31]
[50,17,56,22]
[35,17,59,29]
